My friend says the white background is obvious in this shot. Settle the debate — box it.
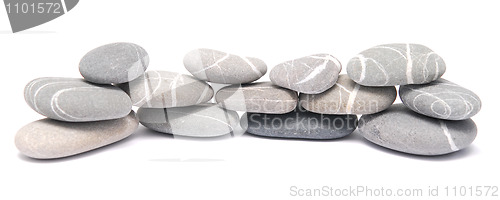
[0,0,498,199]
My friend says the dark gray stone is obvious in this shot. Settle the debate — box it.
[184,48,267,84]
[137,103,239,137]
[24,77,132,122]
[270,54,341,94]
[399,78,481,120]
[241,108,357,140]
[358,104,477,156]
[79,42,149,84]
[347,43,446,86]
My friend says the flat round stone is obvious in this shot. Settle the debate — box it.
[241,108,357,140]
[15,112,139,159]
[347,43,446,86]
[358,104,477,156]
[118,71,213,108]
[399,78,481,120]
[24,77,132,122]
[215,82,298,114]
[300,75,396,114]
[137,103,239,137]
[270,54,342,94]
[183,48,267,84]
[79,42,149,84]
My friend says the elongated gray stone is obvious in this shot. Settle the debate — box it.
[118,71,213,108]
[215,82,298,114]
[399,78,481,120]
[79,42,149,84]
[358,104,477,156]
[270,54,342,94]
[300,75,396,114]
[15,112,139,159]
[24,77,132,122]
[137,103,239,137]
[183,48,267,84]
[347,43,446,86]
[241,108,357,140]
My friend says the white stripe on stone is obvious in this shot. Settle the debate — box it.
[241,57,263,76]
[439,121,459,151]
[346,84,360,113]
[196,85,210,104]
[296,59,328,84]
[357,54,367,82]
[406,43,414,84]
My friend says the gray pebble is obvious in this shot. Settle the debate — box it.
[137,103,239,137]
[300,75,396,114]
[358,104,477,156]
[15,112,139,159]
[270,54,342,94]
[241,108,357,140]
[24,77,132,122]
[347,43,446,86]
[118,71,213,108]
[399,78,481,120]
[215,82,298,114]
[79,42,149,84]
[183,48,267,84]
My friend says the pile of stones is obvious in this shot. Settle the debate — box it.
[15,43,481,159]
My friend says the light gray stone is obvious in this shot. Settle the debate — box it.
[270,54,341,94]
[183,48,267,84]
[358,104,477,156]
[15,112,139,159]
[79,42,149,84]
[215,82,298,114]
[347,43,446,86]
[399,78,481,120]
[24,77,132,122]
[137,103,239,137]
[300,75,396,114]
[241,108,357,140]
[118,71,213,108]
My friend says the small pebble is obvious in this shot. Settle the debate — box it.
[184,48,267,84]
[15,112,139,159]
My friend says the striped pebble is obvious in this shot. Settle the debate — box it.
[399,78,481,120]
[183,48,267,84]
[24,77,132,122]
[270,54,341,94]
[300,75,396,114]
[118,71,213,108]
[347,43,446,86]
[358,104,477,156]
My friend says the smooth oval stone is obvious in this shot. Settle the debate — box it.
[300,75,396,114]
[15,112,139,159]
[358,104,477,156]
[183,48,267,84]
[215,82,298,114]
[347,43,446,86]
[79,42,149,84]
[118,70,214,108]
[270,54,342,94]
[399,78,481,120]
[241,108,357,140]
[137,103,239,137]
[24,77,132,122]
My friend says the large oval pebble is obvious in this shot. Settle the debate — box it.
[358,104,477,156]
[215,82,298,114]
[241,108,357,140]
[300,75,396,114]
[270,54,341,94]
[399,78,481,120]
[118,70,213,108]
[24,77,132,122]
[347,43,446,86]
[183,48,267,84]
[137,103,239,137]
[15,112,139,159]
[79,42,149,84]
